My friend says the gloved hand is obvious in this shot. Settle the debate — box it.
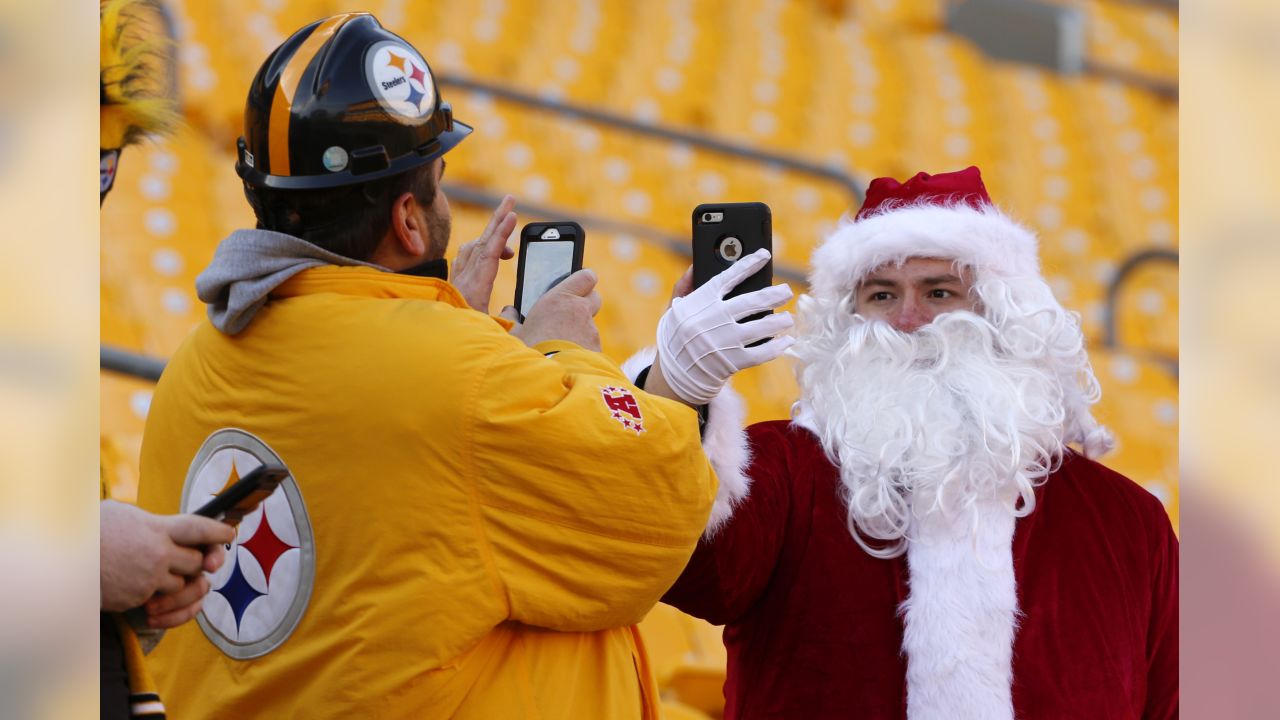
[657,249,795,405]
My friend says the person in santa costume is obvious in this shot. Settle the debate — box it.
[660,166,1179,719]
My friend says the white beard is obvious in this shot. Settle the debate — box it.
[791,302,1105,559]
[791,295,1110,720]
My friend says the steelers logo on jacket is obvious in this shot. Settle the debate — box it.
[181,429,315,660]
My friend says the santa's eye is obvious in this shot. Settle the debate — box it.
[868,291,893,302]
[928,289,954,299]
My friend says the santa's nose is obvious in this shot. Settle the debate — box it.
[891,300,931,333]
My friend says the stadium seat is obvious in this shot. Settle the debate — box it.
[639,603,729,718]
[1073,78,1178,258]
[1081,0,1177,85]
[849,0,947,31]
[659,699,715,720]
[1088,347,1179,528]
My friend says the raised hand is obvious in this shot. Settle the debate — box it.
[452,194,518,313]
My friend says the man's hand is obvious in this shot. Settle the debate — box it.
[144,573,214,629]
[452,195,518,313]
[503,268,603,351]
[100,500,235,616]
[656,249,795,405]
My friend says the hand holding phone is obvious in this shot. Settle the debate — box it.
[651,201,794,405]
[510,268,603,351]
[514,222,585,321]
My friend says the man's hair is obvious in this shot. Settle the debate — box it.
[243,162,437,261]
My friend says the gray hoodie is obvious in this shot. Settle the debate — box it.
[195,229,386,335]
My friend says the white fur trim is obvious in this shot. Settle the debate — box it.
[809,203,1040,302]
[901,499,1019,720]
[622,347,752,537]
[699,380,750,536]
[619,347,658,390]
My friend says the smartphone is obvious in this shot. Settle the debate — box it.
[194,464,290,527]
[692,202,773,337]
[514,221,585,321]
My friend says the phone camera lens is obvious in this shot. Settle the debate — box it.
[702,213,713,222]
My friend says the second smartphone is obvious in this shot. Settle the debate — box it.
[514,221,585,321]
[692,201,773,324]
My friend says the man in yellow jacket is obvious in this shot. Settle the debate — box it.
[135,13,793,719]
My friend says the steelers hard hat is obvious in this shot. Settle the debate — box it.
[237,12,471,190]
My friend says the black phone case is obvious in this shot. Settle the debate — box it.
[194,464,289,524]
[692,202,772,294]
[514,221,585,320]
[692,203,773,338]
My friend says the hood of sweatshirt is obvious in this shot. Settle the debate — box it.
[195,229,385,335]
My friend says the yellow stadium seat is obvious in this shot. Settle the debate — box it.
[1070,78,1178,256]
[660,699,715,720]
[1081,0,1177,84]
[589,231,689,360]
[100,381,151,502]
[639,604,728,718]
[851,0,946,31]
[1088,348,1179,529]
[102,125,250,357]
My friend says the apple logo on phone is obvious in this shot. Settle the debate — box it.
[718,236,743,263]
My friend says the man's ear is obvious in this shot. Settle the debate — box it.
[390,191,426,257]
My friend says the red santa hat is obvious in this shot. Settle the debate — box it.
[809,166,1043,302]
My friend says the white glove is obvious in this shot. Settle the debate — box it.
[657,248,795,405]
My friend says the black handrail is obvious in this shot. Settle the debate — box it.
[101,345,166,382]
[1101,247,1178,378]
[1082,60,1178,102]
[437,73,865,206]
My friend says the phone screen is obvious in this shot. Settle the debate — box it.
[520,240,576,312]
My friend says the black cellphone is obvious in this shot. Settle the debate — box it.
[514,221,585,321]
[692,202,773,332]
[194,464,290,527]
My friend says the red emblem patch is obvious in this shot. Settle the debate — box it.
[601,386,645,435]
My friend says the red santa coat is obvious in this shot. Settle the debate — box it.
[663,420,1179,719]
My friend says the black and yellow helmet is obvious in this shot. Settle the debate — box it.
[237,12,471,190]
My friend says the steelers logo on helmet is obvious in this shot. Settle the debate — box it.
[366,40,436,122]
[100,149,121,198]
[181,429,315,660]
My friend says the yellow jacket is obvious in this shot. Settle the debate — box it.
[136,266,716,719]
